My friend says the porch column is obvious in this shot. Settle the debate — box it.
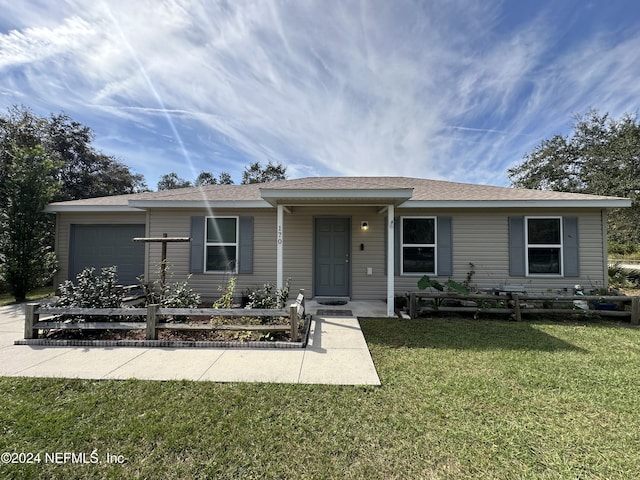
[276,204,284,289]
[386,205,395,317]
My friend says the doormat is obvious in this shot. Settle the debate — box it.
[316,309,353,317]
[317,300,348,306]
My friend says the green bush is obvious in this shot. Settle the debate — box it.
[157,275,201,309]
[245,278,291,310]
[609,241,639,257]
[57,266,124,309]
[212,276,237,309]
[244,279,291,325]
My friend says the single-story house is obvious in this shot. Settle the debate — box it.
[46,176,631,316]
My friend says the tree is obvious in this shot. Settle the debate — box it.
[46,113,147,200]
[241,161,287,184]
[0,145,59,301]
[508,110,640,246]
[0,105,147,204]
[218,172,234,185]
[193,170,234,186]
[194,171,217,186]
[157,172,192,190]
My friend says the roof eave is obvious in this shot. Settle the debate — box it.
[127,200,272,209]
[45,205,144,213]
[259,187,414,206]
[401,199,632,208]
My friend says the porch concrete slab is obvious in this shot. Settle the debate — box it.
[299,348,380,385]
[305,299,389,318]
[308,318,368,349]
[105,348,226,381]
[199,349,305,383]
[301,315,381,385]
[16,347,147,379]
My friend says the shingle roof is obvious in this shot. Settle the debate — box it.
[46,176,630,211]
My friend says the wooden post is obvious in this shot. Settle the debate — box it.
[24,303,39,339]
[160,233,168,292]
[290,303,298,341]
[133,234,190,298]
[146,304,159,340]
[631,297,640,325]
[512,294,522,322]
[409,292,417,319]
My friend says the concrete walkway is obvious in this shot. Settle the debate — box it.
[0,301,383,385]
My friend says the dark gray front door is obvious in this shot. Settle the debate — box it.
[314,217,350,297]
[69,224,145,285]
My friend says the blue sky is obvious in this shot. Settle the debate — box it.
[1,0,639,189]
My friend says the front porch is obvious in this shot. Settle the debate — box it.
[263,183,413,318]
[307,298,391,318]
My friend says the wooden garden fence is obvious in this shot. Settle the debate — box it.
[409,291,640,324]
[24,290,306,341]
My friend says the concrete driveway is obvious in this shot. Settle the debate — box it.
[0,302,382,385]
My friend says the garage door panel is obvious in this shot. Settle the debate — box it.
[70,225,145,285]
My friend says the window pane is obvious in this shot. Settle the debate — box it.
[206,246,237,271]
[403,247,435,273]
[403,218,435,244]
[207,218,237,243]
[528,248,560,274]
[528,218,560,244]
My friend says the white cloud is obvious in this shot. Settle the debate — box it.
[0,0,639,186]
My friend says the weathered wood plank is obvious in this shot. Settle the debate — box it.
[133,237,191,242]
[25,303,39,339]
[147,304,158,340]
[512,294,522,322]
[36,307,147,316]
[632,297,640,325]
[34,322,146,330]
[156,323,289,332]
[160,308,289,317]
[413,292,633,303]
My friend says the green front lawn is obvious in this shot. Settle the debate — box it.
[0,286,55,307]
[1,318,639,479]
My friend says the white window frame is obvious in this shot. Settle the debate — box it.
[400,216,437,276]
[204,216,239,273]
[525,216,563,276]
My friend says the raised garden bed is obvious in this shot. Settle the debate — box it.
[17,291,311,348]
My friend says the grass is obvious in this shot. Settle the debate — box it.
[0,286,55,307]
[2,317,640,479]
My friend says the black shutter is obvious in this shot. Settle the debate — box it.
[394,216,401,275]
[508,216,525,277]
[437,216,453,276]
[238,216,254,274]
[563,217,579,277]
[189,216,205,273]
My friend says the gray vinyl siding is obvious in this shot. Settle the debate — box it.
[146,208,276,301]
[54,206,609,302]
[393,208,607,295]
[53,211,148,287]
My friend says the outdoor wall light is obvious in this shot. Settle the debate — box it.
[361,221,369,231]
